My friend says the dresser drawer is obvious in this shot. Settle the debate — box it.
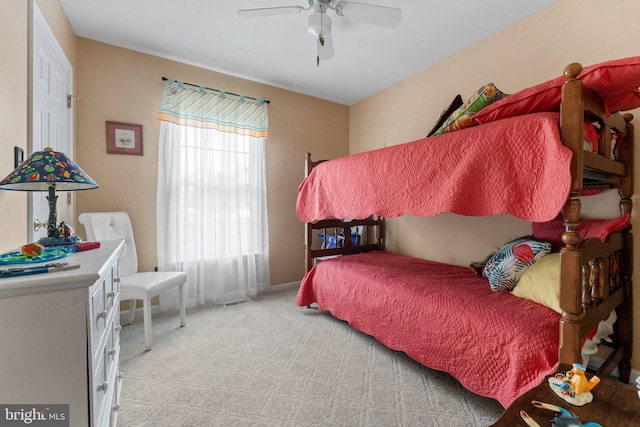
[105,314,120,385]
[92,345,109,426]
[90,262,120,362]
[92,312,121,427]
[90,277,107,356]
[104,265,118,314]
[109,365,123,426]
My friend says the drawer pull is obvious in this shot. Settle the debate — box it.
[98,310,108,320]
[98,382,108,392]
[115,324,122,332]
[114,277,121,283]
[108,347,117,357]
[107,291,116,298]
[117,372,124,380]
[112,404,120,412]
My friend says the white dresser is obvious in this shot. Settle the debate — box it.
[0,240,124,427]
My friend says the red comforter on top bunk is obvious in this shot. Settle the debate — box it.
[297,251,560,408]
[297,112,572,223]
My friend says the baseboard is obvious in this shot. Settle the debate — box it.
[120,306,161,325]
[120,282,302,322]
[261,281,301,294]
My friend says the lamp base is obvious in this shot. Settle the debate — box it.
[38,235,82,247]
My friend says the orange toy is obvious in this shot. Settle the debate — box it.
[568,363,600,395]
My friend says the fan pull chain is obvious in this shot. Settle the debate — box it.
[317,10,324,66]
[319,9,325,46]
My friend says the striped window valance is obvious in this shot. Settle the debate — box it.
[157,81,268,138]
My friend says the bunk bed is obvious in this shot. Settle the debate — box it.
[295,58,638,408]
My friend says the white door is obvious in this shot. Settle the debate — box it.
[29,1,74,242]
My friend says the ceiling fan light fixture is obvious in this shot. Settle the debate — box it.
[307,8,332,39]
[308,4,334,62]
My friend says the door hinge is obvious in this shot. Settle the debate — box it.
[67,94,79,109]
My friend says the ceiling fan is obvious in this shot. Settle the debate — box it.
[238,0,402,64]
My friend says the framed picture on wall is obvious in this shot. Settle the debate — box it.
[106,121,143,155]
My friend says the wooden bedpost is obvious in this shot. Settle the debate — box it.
[305,221,313,274]
[617,113,634,382]
[558,63,635,376]
[559,63,585,365]
[619,114,634,216]
[304,153,313,274]
[305,152,313,178]
[377,216,385,251]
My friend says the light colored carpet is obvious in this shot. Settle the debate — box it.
[118,288,504,426]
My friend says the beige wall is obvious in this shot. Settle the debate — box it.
[350,0,640,369]
[0,0,29,252]
[0,0,76,253]
[74,39,349,284]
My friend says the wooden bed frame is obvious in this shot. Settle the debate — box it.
[301,62,634,384]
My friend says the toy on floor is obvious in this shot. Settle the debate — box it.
[568,363,600,395]
[548,363,600,406]
[520,400,601,427]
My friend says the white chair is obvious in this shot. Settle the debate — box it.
[78,211,187,351]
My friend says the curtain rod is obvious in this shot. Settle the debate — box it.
[161,77,270,104]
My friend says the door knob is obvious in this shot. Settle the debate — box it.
[34,218,45,232]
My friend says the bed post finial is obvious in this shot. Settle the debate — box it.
[564,63,582,80]
[305,152,312,178]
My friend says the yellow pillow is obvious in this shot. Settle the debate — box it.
[511,253,561,313]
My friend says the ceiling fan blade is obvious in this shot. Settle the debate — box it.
[238,6,306,19]
[333,1,402,28]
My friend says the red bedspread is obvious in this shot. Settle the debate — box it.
[297,251,561,407]
[296,112,572,223]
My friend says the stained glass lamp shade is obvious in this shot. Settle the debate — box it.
[0,147,98,244]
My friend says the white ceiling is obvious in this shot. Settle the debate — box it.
[59,0,558,106]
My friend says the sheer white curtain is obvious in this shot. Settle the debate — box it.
[156,81,270,309]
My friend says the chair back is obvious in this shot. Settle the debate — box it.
[78,211,138,277]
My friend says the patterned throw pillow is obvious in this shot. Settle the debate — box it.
[426,94,463,137]
[483,236,552,292]
[432,83,507,136]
